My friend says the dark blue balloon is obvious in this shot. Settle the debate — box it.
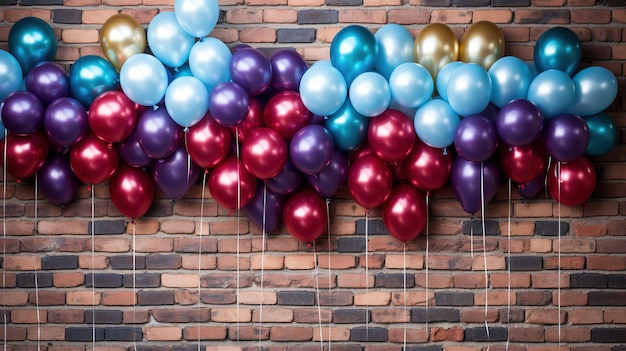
[290,124,335,175]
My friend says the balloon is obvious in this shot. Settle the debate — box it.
[389,62,434,109]
[120,53,169,107]
[534,27,581,76]
[174,0,219,38]
[568,66,618,117]
[242,127,288,180]
[459,21,504,70]
[454,115,498,162]
[517,173,545,199]
[117,129,153,168]
[43,97,89,147]
[348,154,393,209]
[38,154,78,205]
[289,124,335,175]
[88,90,137,143]
[233,97,264,143]
[147,12,195,69]
[186,113,232,169]
[299,63,347,116]
[527,69,575,118]
[325,100,369,153]
[584,112,617,157]
[69,55,120,108]
[1,131,49,179]
[330,25,378,84]
[70,133,118,184]
[368,109,415,163]
[109,163,155,218]
[404,140,453,191]
[498,140,547,184]
[208,155,257,209]
[283,188,327,243]
[349,71,391,117]
[374,24,414,80]
[209,82,250,127]
[266,159,303,196]
[488,56,532,108]
[547,157,596,206]
[152,144,201,200]
[136,107,183,160]
[543,113,590,162]
[243,182,285,233]
[382,184,427,243]
[8,17,57,73]
[269,49,308,92]
[0,50,23,101]
[435,61,464,101]
[305,150,348,198]
[25,62,70,106]
[414,23,459,81]
[165,76,209,128]
[447,63,492,117]
[496,99,543,147]
[230,47,272,96]
[189,37,232,92]
[263,91,312,140]
[1,91,44,135]
[99,14,145,71]
[413,99,460,149]
[450,157,501,214]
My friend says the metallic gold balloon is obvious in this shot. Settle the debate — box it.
[99,14,146,71]
[414,23,459,81]
[459,21,504,70]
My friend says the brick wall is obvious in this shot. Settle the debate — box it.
[1,0,626,350]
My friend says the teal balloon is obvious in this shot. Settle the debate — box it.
[584,112,617,157]
[174,0,219,38]
[147,12,195,69]
[0,119,5,140]
[414,99,460,149]
[569,66,618,117]
[189,37,232,93]
[299,63,347,116]
[349,72,391,117]
[8,17,57,73]
[436,61,463,101]
[447,63,492,116]
[489,56,532,108]
[330,25,378,85]
[120,53,168,107]
[325,100,369,152]
[69,55,119,108]
[527,69,575,118]
[0,50,23,101]
[534,27,581,76]
[165,76,209,128]
[389,62,433,109]
[374,24,414,80]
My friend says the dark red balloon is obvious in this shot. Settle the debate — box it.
[242,127,287,180]
[109,163,154,218]
[88,90,137,143]
[547,157,596,207]
[2,131,49,179]
[382,184,427,243]
[208,156,257,210]
[283,188,327,242]
[404,140,453,191]
[186,113,232,169]
[232,97,264,143]
[264,91,312,140]
[70,133,119,185]
[498,140,547,184]
[347,154,393,209]
[368,109,415,162]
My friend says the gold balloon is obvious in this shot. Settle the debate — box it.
[99,14,146,71]
[459,21,505,70]
[414,23,459,81]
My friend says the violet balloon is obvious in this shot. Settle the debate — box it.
[451,157,501,214]
[209,81,250,127]
[152,144,201,200]
[230,47,272,96]
[25,62,70,106]
[43,97,89,147]
[543,113,590,162]
[266,158,303,195]
[117,129,153,168]
[1,90,44,135]
[290,124,335,175]
[243,181,285,233]
[454,115,498,162]
[270,49,308,92]
[305,149,349,198]
[136,107,183,160]
[496,99,543,147]
[38,154,78,205]
[517,172,545,199]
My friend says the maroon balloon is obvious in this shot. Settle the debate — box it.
[498,140,547,184]
[230,47,272,96]
[454,115,498,162]
[283,188,327,242]
[186,113,232,169]
[38,154,78,205]
[43,97,89,147]
[382,184,427,243]
[543,113,590,162]
[242,127,288,180]
[1,91,44,135]
[290,124,334,175]
[348,154,393,209]
[368,109,415,163]
[117,129,153,168]
[243,181,285,233]
[110,163,155,218]
[450,157,501,214]
[305,149,348,198]
[232,97,264,143]
[136,107,183,160]
[88,90,137,143]
[404,140,453,191]
[208,155,257,210]
[152,144,201,200]
[264,91,312,140]
[209,81,250,127]
[547,157,596,206]
[70,133,119,185]
[496,99,543,147]
[269,49,308,92]
[2,131,49,179]
[25,61,70,106]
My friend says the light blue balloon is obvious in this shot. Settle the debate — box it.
[447,63,492,116]
[69,55,119,108]
[174,0,219,38]
[120,53,169,107]
[389,98,418,120]
[527,69,575,118]
[172,62,193,79]
[568,66,618,117]
[148,12,195,69]
[0,50,23,102]
[414,99,460,149]
[349,71,391,117]
[189,38,232,93]
[165,76,209,128]
[489,56,532,108]
[330,25,378,85]
[8,17,57,74]
[299,63,347,116]
[325,99,369,152]
[436,61,463,101]
[374,24,414,80]
[389,62,434,109]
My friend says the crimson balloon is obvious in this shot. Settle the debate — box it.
[547,157,596,206]
[242,127,288,180]
[232,97,264,143]
[186,113,232,169]
[382,184,427,243]
[264,91,312,140]
[347,154,393,209]
[404,140,453,191]
[208,156,257,210]
[109,163,155,218]
[70,133,119,184]
[498,140,547,184]
[88,91,137,143]
[368,109,415,163]
[2,131,49,179]
[283,188,327,242]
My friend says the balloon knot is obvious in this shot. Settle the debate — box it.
[183,127,189,133]
[426,190,431,198]
[107,142,113,150]
[325,198,331,205]
[87,185,92,191]
[204,169,209,175]
[174,66,180,73]
[306,242,312,249]
[152,105,159,111]
[131,218,136,225]
[228,209,234,217]
[16,178,22,184]
[442,148,448,156]
[519,183,526,189]
[470,213,476,220]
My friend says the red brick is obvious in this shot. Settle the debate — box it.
[526,309,566,325]
[144,326,182,341]
[27,326,64,341]
[569,309,603,324]
[430,326,464,342]
[269,326,313,341]
[11,309,46,324]
[545,327,591,342]
[313,326,351,342]
[587,256,626,271]
[53,272,84,287]
[183,326,228,341]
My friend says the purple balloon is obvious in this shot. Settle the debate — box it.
[1,91,44,135]
[270,49,308,92]
[496,99,543,147]
[517,172,545,199]
[209,82,250,127]
[117,128,153,168]
[152,144,201,200]
[243,181,285,233]
[454,115,499,162]
[290,124,335,175]
[266,158,303,195]
[44,97,88,147]
[543,113,590,162]
[136,107,183,160]
[38,154,78,205]
[305,149,348,198]
[451,157,501,214]
[230,47,272,96]
[25,62,70,106]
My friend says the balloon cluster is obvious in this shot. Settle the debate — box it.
[0,7,618,244]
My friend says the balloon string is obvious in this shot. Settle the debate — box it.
[545,157,553,199]
[3,130,7,351]
[425,194,430,341]
[506,179,512,351]
[34,174,41,351]
[557,161,562,346]
[325,198,332,351]
[198,171,207,351]
[365,209,369,340]
[403,243,407,350]
[132,220,138,351]
[480,162,490,348]
[313,241,324,351]
[258,182,267,351]
[91,185,96,350]
[235,127,241,341]
[185,130,191,195]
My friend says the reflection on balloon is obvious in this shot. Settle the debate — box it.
[165,76,210,128]
[233,97,264,143]
[8,17,57,73]
[209,82,250,127]
[88,91,137,143]
[414,23,459,81]
[230,47,272,96]
[348,154,393,209]
[543,113,590,162]
[368,109,415,163]
[152,144,201,200]
[189,38,232,92]
[459,21,504,70]
[547,157,596,206]
[283,188,327,243]
[404,140,453,191]
[454,115,498,162]
[120,53,169,107]
[496,99,543,147]
[435,61,463,101]
[349,71,391,117]
[290,125,335,175]
[2,131,49,179]
[147,12,195,69]
[174,0,220,38]
[242,127,288,180]
[325,100,368,153]
[389,62,434,109]
[136,107,183,160]
[568,66,618,117]
[208,155,257,209]
[99,14,146,71]
[44,97,89,147]
[25,62,70,106]
[382,184,427,243]
[450,157,501,214]
[270,49,308,92]
[70,133,118,185]
[264,91,313,140]
[186,113,232,169]
[498,140,547,184]
[527,69,575,118]
[110,163,155,218]
[488,56,532,108]
[1,91,44,135]
[446,63,492,116]
[305,150,348,198]
[299,63,347,117]
[117,129,153,168]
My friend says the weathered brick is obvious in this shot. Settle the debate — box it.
[588,291,626,306]
[137,291,175,306]
[277,291,315,306]
[110,255,146,270]
[356,219,387,235]
[571,273,608,288]
[608,274,626,289]
[17,272,53,288]
[435,292,474,306]
[375,273,414,288]
[506,256,543,271]
[411,307,459,322]
[276,28,316,43]
[334,309,369,324]
[123,273,161,288]
[350,326,387,342]
[145,255,182,269]
[591,328,626,342]
[463,220,500,235]
[336,237,366,253]
[41,255,78,270]
[65,327,105,341]
[105,327,142,341]
[85,310,123,324]
[297,9,338,24]
[85,273,123,288]
[517,291,552,306]
[465,326,507,341]
[535,221,569,236]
